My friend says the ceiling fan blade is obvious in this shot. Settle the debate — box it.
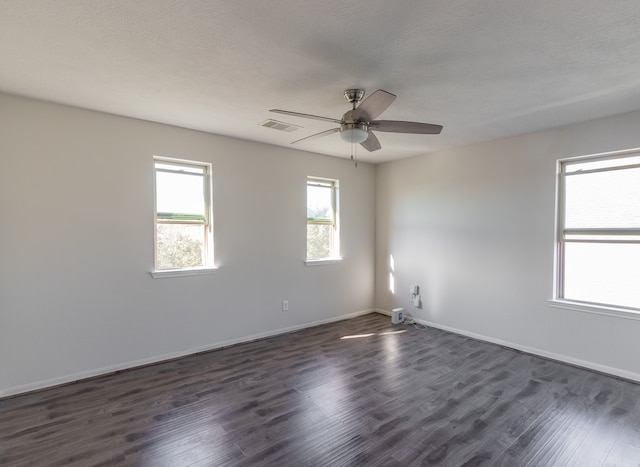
[351,89,396,121]
[369,120,443,134]
[270,109,342,124]
[290,128,340,144]
[360,131,381,152]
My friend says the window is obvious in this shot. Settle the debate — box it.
[555,150,640,311]
[307,177,340,261]
[153,157,214,275]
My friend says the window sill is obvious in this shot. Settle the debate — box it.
[305,258,342,266]
[150,267,218,279]
[549,299,640,321]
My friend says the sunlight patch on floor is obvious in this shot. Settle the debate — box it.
[340,329,407,339]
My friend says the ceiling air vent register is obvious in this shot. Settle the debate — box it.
[260,119,301,132]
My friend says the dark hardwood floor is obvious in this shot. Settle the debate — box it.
[2,312,640,466]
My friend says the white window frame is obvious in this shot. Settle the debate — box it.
[306,177,341,265]
[151,156,216,278]
[552,148,640,317]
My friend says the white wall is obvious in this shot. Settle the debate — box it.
[375,110,640,380]
[0,93,376,396]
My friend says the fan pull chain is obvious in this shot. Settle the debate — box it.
[351,143,358,168]
[346,124,358,168]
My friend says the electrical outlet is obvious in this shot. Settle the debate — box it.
[282,300,289,311]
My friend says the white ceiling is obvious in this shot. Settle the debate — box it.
[2,1,640,163]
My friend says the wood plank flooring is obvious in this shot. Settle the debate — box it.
[2,312,640,466]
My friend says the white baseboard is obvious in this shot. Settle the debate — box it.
[373,309,640,383]
[2,309,375,398]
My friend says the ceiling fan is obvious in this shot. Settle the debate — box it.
[270,89,442,152]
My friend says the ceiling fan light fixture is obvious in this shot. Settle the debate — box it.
[340,123,368,144]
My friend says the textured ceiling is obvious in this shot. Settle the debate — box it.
[2,1,640,163]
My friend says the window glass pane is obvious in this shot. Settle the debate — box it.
[307,184,333,221]
[564,167,640,229]
[563,242,640,309]
[565,234,640,242]
[564,155,640,173]
[307,224,332,260]
[156,224,205,269]
[155,163,204,174]
[156,170,205,218]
